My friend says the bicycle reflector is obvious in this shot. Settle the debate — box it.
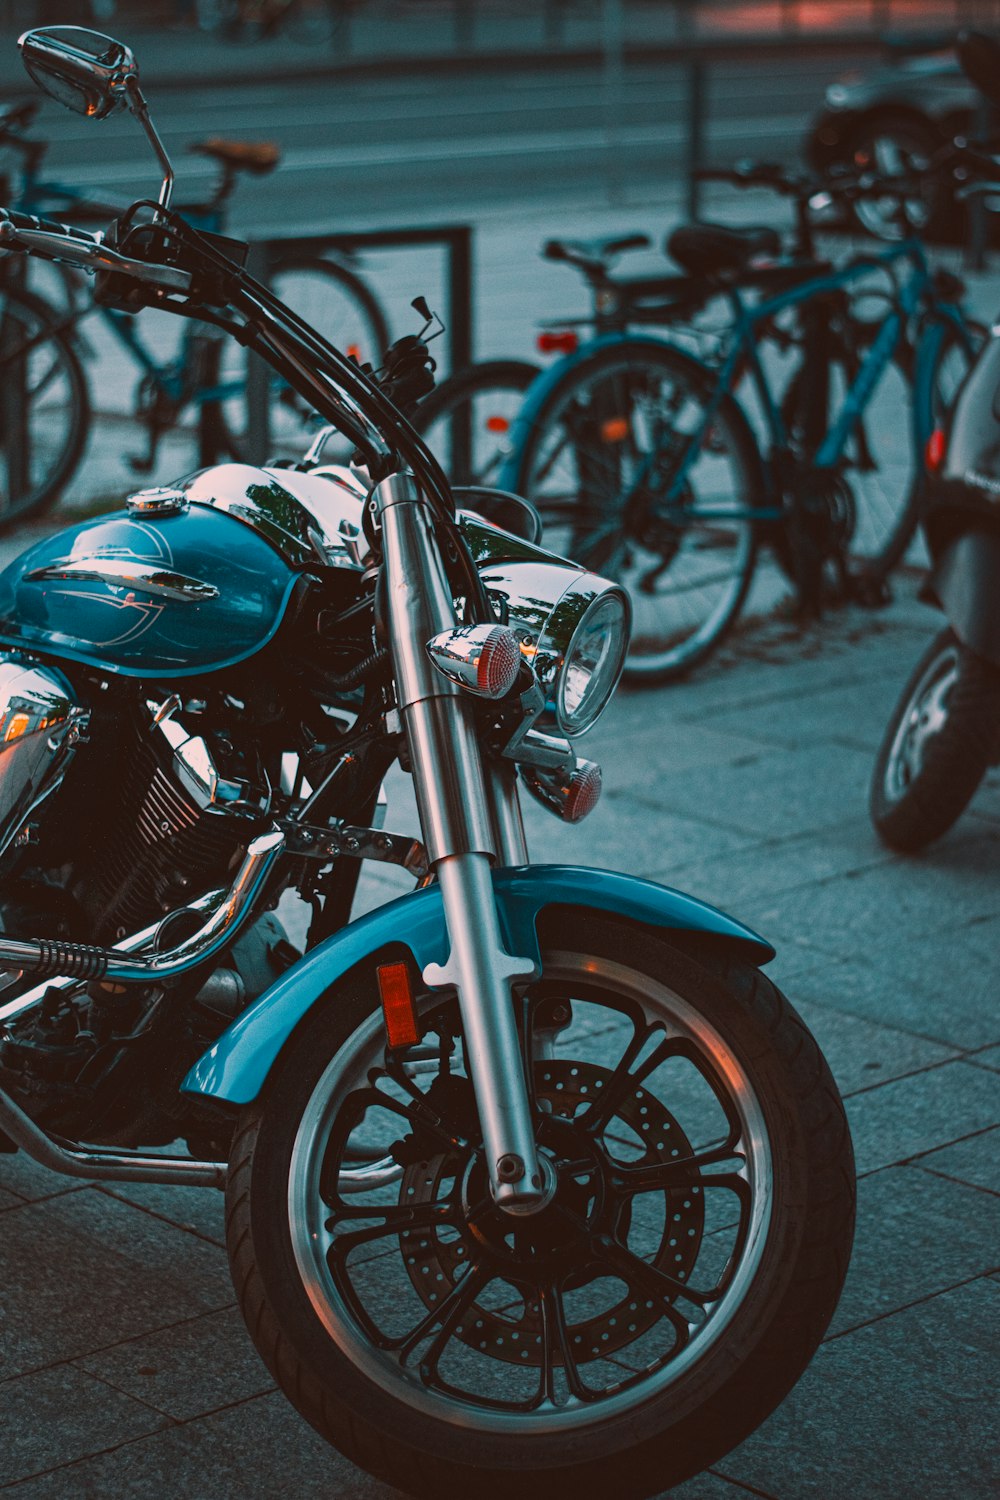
[537,331,579,355]
[426,624,521,699]
[377,962,419,1050]
[925,428,946,474]
[521,759,602,823]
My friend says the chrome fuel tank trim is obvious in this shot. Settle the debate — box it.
[25,558,219,604]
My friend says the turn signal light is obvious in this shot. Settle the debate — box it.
[378,961,420,1050]
[537,330,579,355]
[925,428,946,474]
[426,624,521,699]
[521,759,602,823]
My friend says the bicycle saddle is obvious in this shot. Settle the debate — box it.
[543,233,651,272]
[667,223,781,277]
[189,138,282,175]
[0,99,40,134]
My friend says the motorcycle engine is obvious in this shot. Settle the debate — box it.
[0,667,294,1151]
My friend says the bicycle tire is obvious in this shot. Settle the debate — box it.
[415,359,539,486]
[510,339,767,683]
[778,320,981,583]
[218,254,390,464]
[0,285,90,528]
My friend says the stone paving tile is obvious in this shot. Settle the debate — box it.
[912,1126,1000,1197]
[657,1475,760,1499]
[845,1061,1000,1177]
[628,740,877,842]
[0,1189,233,1382]
[830,1164,1000,1336]
[0,1152,93,1204]
[787,918,1000,1051]
[656,825,892,911]
[0,1365,169,1487]
[717,1279,1000,1500]
[791,999,957,1099]
[521,787,757,878]
[96,1183,226,1249]
[3,1389,405,1500]
[970,1045,1000,1072]
[733,825,1000,955]
[693,666,913,754]
[75,1307,273,1424]
[0,1183,24,1211]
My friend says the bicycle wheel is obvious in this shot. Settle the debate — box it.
[781,323,980,580]
[510,340,766,683]
[415,360,539,486]
[219,255,389,465]
[0,286,90,528]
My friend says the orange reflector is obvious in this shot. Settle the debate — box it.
[377,962,420,1050]
[537,330,579,355]
[346,344,362,363]
[925,428,946,474]
[485,415,510,433]
[4,712,30,742]
[601,417,630,443]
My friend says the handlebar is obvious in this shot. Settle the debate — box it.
[0,208,192,293]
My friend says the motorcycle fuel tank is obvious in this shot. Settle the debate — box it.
[0,481,301,677]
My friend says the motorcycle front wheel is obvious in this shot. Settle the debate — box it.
[227,910,854,1499]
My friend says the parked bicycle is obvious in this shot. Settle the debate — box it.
[0,100,389,525]
[492,163,981,681]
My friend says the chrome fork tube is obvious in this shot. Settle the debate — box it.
[375,473,545,1211]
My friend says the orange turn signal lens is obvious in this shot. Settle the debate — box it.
[377,961,420,1050]
[600,417,630,443]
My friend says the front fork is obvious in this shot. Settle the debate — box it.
[375,473,548,1213]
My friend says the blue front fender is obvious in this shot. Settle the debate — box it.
[182,864,774,1106]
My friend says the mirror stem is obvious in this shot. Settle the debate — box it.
[125,75,174,212]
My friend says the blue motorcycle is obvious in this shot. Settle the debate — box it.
[0,27,854,1498]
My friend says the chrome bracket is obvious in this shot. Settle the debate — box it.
[281,818,429,879]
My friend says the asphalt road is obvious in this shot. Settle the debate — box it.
[18,51,855,231]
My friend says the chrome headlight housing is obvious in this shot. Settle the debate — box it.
[458,509,631,736]
[536,575,630,736]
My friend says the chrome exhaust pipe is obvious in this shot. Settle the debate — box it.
[0,1086,225,1188]
[0,827,283,988]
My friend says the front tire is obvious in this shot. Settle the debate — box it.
[870,626,1000,851]
[226,913,854,1499]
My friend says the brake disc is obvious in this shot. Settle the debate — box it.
[399,1058,704,1365]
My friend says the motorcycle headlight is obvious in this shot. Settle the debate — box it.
[458,506,631,736]
[545,584,630,736]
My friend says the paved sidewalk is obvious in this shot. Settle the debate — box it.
[0,577,997,1498]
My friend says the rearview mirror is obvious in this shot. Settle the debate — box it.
[18,27,138,120]
[957,30,1000,108]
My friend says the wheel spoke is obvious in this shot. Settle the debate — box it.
[611,1147,748,1198]
[596,1234,707,1323]
[326,1197,460,1258]
[536,1279,589,1407]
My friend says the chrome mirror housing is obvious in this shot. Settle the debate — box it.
[19,27,137,120]
[19,28,175,209]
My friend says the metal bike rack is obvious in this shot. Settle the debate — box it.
[234,222,474,469]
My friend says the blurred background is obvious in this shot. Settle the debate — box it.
[0,0,996,523]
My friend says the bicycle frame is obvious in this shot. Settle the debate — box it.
[502,239,976,529]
